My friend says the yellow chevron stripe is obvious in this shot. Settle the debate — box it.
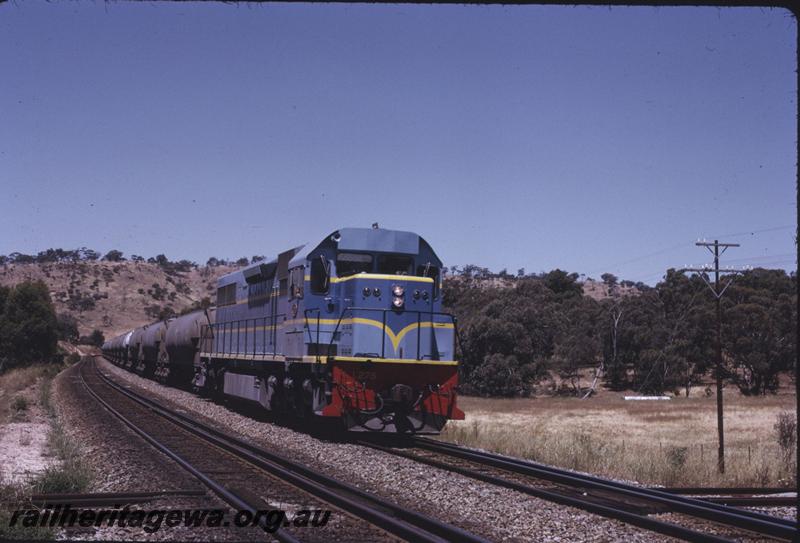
[212,318,454,354]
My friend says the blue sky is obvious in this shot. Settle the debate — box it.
[1,3,796,284]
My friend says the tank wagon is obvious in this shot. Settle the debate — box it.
[158,308,216,384]
[103,227,464,433]
[126,327,144,370]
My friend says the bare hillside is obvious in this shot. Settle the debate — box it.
[581,279,641,301]
[0,261,235,336]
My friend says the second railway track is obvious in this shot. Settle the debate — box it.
[79,358,488,543]
[356,436,797,543]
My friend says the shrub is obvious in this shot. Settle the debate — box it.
[102,249,125,262]
[78,329,104,347]
[774,411,797,453]
[12,395,28,412]
[56,313,79,343]
[32,459,91,494]
[666,446,688,469]
[0,280,59,370]
[467,354,535,397]
[66,291,96,311]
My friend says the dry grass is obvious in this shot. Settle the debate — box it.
[442,388,797,488]
[34,374,91,494]
[0,471,55,540]
[0,364,64,422]
[0,369,72,540]
[0,366,49,423]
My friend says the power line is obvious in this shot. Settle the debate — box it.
[621,252,794,285]
[707,224,794,240]
[585,242,693,276]
[712,252,795,264]
[586,225,792,277]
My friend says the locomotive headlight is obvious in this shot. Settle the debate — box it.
[363,287,371,297]
[392,296,404,309]
[392,284,404,297]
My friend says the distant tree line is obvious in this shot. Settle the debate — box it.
[444,266,796,397]
[0,248,267,270]
[2,248,793,395]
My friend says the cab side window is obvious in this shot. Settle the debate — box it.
[216,283,237,306]
[289,267,304,299]
[310,255,330,294]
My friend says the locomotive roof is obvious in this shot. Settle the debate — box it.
[218,227,442,287]
[289,227,440,267]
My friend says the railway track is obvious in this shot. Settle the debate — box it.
[651,488,796,508]
[80,359,488,543]
[356,437,797,542]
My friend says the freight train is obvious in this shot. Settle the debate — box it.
[102,227,464,433]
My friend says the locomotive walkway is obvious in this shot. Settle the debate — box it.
[80,358,488,543]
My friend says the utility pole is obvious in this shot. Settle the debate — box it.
[681,240,742,474]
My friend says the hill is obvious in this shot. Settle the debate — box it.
[0,259,640,338]
[0,261,235,336]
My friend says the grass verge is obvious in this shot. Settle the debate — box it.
[0,367,92,540]
[441,393,797,488]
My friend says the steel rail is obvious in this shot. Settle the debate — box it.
[358,440,736,543]
[411,437,797,541]
[397,447,796,508]
[416,438,797,527]
[657,487,795,496]
[89,360,488,543]
[78,362,301,543]
[28,490,207,508]
[698,497,797,507]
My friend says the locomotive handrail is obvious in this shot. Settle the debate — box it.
[323,307,457,363]
[201,308,456,362]
[201,315,286,358]
[303,308,322,364]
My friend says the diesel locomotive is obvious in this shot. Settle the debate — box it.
[102,227,464,433]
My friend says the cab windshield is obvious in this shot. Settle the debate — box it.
[377,254,413,275]
[336,253,373,277]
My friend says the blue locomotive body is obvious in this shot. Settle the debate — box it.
[105,227,464,433]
